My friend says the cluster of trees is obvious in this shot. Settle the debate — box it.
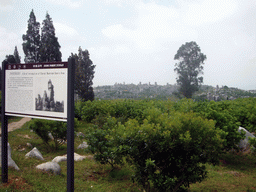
[2,10,95,101]
[22,10,61,63]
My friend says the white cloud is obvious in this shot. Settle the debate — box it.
[0,27,20,61]
[102,1,198,49]
[178,0,238,26]
[102,0,141,7]
[54,22,87,59]
[0,0,13,11]
[45,0,84,8]
[54,22,79,37]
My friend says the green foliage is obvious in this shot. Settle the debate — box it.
[248,137,256,153]
[73,47,95,101]
[171,99,244,151]
[174,41,207,98]
[74,100,87,120]
[79,99,150,123]
[192,101,243,151]
[5,118,256,191]
[40,12,62,62]
[22,9,41,63]
[28,118,78,150]
[22,10,61,63]
[85,116,124,168]
[226,98,256,132]
[83,102,226,191]
[76,98,256,191]
[5,54,17,64]
[80,100,114,122]
[120,112,224,191]
[14,46,21,63]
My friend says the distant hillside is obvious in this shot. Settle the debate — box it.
[94,83,256,100]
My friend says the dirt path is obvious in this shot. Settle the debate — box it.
[0,117,31,135]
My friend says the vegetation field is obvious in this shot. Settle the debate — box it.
[1,98,256,191]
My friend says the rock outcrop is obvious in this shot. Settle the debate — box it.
[25,147,44,160]
[36,162,61,175]
[0,139,19,170]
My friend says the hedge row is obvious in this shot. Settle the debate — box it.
[76,98,256,191]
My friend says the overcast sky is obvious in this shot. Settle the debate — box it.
[1,0,256,90]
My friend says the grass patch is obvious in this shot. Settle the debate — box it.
[189,152,256,192]
[1,119,256,191]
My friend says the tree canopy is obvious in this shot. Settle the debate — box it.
[72,47,95,101]
[22,9,41,63]
[4,46,21,64]
[174,41,206,98]
[40,12,61,62]
[14,46,21,64]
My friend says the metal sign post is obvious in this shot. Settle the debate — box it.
[1,61,8,183]
[67,57,75,192]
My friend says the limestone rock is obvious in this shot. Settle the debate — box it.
[77,141,88,149]
[0,138,20,171]
[48,132,54,140]
[52,155,67,163]
[25,147,44,160]
[74,153,86,161]
[76,132,85,138]
[52,153,86,163]
[238,127,255,150]
[0,139,19,170]
[36,162,61,175]
[27,143,33,148]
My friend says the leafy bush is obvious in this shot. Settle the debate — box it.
[172,99,244,151]
[249,137,256,153]
[115,111,225,192]
[85,116,124,168]
[80,100,115,122]
[80,99,151,123]
[192,101,243,151]
[28,118,78,150]
[75,100,87,120]
[226,98,256,133]
[86,108,225,191]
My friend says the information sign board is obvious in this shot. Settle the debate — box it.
[5,62,68,121]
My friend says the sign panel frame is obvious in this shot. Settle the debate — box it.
[2,58,75,192]
[5,62,68,121]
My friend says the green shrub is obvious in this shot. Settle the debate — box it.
[192,101,244,151]
[86,108,226,191]
[116,111,225,191]
[80,100,115,122]
[75,100,87,120]
[248,137,256,153]
[79,99,151,123]
[226,98,256,133]
[172,99,244,151]
[28,118,78,150]
[85,116,124,168]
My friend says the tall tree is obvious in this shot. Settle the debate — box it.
[4,55,16,64]
[174,41,206,98]
[14,46,21,63]
[22,9,40,63]
[4,46,21,64]
[72,47,95,101]
[40,12,61,62]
